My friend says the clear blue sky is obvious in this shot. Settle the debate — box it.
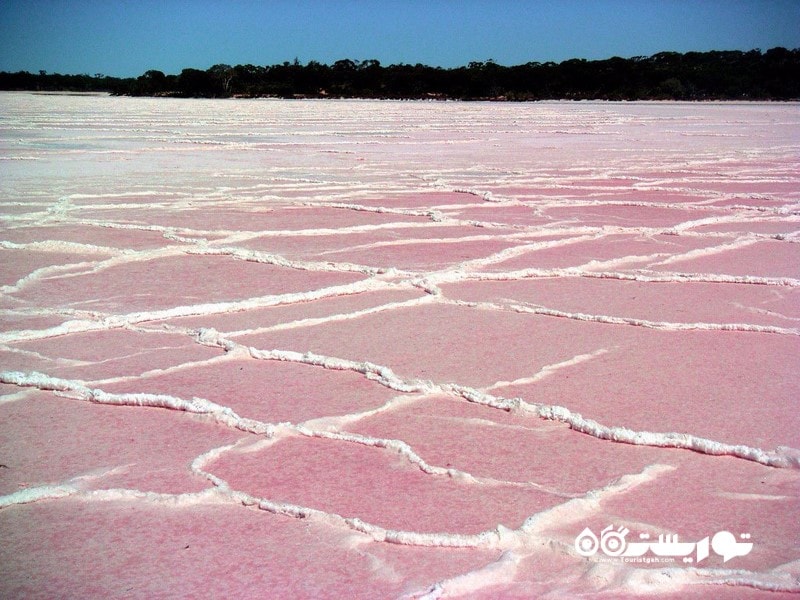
[1,0,798,77]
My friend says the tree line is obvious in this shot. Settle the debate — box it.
[1,48,798,100]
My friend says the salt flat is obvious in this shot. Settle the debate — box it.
[1,93,799,598]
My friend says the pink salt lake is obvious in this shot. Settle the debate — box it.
[1,94,798,598]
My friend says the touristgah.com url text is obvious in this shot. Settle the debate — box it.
[591,557,677,564]
[620,557,676,564]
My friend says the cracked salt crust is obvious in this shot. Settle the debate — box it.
[1,95,798,598]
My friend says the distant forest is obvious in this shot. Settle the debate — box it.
[2,48,798,101]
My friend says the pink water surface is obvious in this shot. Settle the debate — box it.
[1,94,798,598]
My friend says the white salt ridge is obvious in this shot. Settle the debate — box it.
[0,464,147,508]
[618,564,800,594]
[651,234,762,265]
[0,343,89,367]
[409,551,522,600]
[72,218,246,239]
[445,266,800,288]
[303,200,446,222]
[467,298,800,336]
[0,482,228,510]
[486,349,610,390]
[735,303,800,323]
[315,230,548,257]
[295,425,477,482]
[227,295,437,337]
[449,384,800,469]
[670,213,800,233]
[65,190,190,200]
[188,244,397,277]
[222,218,453,239]
[0,483,78,508]
[0,240,139,296]
[521,197,798,216]
[0,239,131,256]
[0,370,270,435]
[301,198,563,232]
[451,233,604,271]
[0,245,195,295]
[568,251,672,272]
[451,187,503,202]
[79,486,229,506]
[0,278,401,344]
[0,390,34,404]
[1,260,106,295]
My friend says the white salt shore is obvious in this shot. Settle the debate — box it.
[1,93,798,598]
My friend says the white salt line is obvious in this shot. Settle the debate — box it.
[650,235,762,266]
[0,278,398,344]
[619,564,800,594]
[0,239,133,256]
[227,295,436,337]
[451,268,800,288]
[464,298,800,336]
[0,370,269,435]
[453,233,603,271]
[0,484,78,508]
[487,349,610,390]
[449,385,800,469]
[187,244,394,276]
